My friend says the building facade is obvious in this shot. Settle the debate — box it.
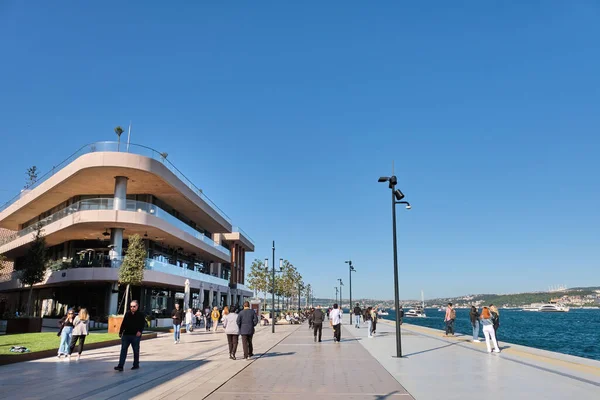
[0,142,254,319]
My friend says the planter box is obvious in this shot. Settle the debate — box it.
[108,316,123,334]
[6,318,42,334]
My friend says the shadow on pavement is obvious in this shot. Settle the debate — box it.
[374,391,401,399]
[402,342,457,357]
[258,351,296,358]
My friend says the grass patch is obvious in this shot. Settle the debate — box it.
[143,327,172,332]
[0,332,120,355]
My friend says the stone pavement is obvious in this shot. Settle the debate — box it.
[344,319,600,400]
[206,321,413,400]
[0,323,299,400]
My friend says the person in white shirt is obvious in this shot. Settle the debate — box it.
[329,303,343,342]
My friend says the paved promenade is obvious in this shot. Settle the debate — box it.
[2,318,598,399]
[344,319,600,400]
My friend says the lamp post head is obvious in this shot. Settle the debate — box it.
[378,177,389,183]
[394,189,405,201]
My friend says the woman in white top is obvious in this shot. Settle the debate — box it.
[221,306,240,360]
[480,307,500,353]
[68,308,90,360]
[185,308,194,332]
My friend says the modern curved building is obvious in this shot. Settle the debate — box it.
[0,142,254,318]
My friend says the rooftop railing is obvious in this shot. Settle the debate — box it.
[0,141,232,224]
[232,226,255,245]
[0,198,231,258]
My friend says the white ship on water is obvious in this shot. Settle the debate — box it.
[522,303,570,312]
[405,290,427,318]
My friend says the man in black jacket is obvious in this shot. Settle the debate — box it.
[353,303,362,328]
[114,300,146,371]
[236,301,258,360]
[310,305,325,342]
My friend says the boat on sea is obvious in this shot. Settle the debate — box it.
[377,309,389,316]
[522,303,570,312]
[406,290,427,318]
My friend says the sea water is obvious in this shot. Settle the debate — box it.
[381,308,600,361]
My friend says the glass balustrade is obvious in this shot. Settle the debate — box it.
[145,258,229,287]
[0,141,232,224]
[0,198,231,258]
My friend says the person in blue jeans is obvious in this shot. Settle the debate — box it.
[171,303,183,344]
[353,303,362,328]
[57,309,75,359]
[114,300,146,371]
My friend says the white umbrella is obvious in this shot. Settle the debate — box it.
[184,279,190,309]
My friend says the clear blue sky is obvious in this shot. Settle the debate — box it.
[1,2,598,300]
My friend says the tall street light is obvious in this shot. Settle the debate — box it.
[335,287,338,304]
[267,241,284,334]
[338,278,343,313]
[378,175,411,358]
[345,260,356,324]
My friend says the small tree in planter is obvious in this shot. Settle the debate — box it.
[22,226,48,316]
[118,234,145,314]
[25,166,38,189]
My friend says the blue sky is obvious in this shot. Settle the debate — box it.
[1,2,598,300]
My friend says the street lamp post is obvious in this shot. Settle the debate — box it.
[268,241,284,334]
[378,175,411,358]
[346,261,356,324]
[335,287,338,304]
[338,278,343,315]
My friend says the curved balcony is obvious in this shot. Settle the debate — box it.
[0,141,231,224]
[0,198,230,259]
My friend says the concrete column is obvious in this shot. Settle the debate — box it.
[208,289,214,307]
[107,283,119,315]
[217,263,222,279]
[113,176,128,211]
[227,290,232,307]
[231,244,237,285]
[199,284,204,306]
[216,289,221,307]
[110,176,128,260]
[241,250,245,284]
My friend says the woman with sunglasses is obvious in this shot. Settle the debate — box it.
[68,308,90,360]
[57,308,75,359]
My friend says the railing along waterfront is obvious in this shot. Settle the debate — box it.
[0,141,232,224]
[0,198,231,257]
[145,258,229,287]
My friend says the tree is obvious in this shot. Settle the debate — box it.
[247,259,269,310]
[22,226,48,316]
[118,234,145,314]
[280,260,297,310]
[25,166,38,188]
[304,283,312,308]
[114,126,124,151]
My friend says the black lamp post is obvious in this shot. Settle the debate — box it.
[338,278,343,314]
[346,260,356,324]
[335,287,338,304]
[378,175,411,358]
[267,241,284,334]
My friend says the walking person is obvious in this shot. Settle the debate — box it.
[185,308,194,333]
[480,307,500,353]
[57,308,75,359]
[330,303,342,342]
[171,303,183,344]
[211,306,221,332]
[398,306,404,325]
[237,301,259,360]
[371,307,378,335]
[68,308,89,360]
[308,308,314,330]
[444,302,456,336]
[365,307,373,338]
[310,305,325,342]
[195,309,203,328]
[490,304,500,345]
[204,307,211,331]
[470,306,481,342]
[353,303,362,328]
[222,306,239,360]
[114,300,146,371]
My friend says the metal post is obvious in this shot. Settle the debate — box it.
[272,240,275,334]
[349,263,352,325]
[391,183,402,357]
[335,287,338,304]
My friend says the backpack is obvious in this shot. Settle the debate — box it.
[450,308,456,320]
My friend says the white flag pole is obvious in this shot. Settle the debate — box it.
[126,121,132,152]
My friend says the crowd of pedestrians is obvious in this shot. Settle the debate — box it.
[445,302,501,353]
